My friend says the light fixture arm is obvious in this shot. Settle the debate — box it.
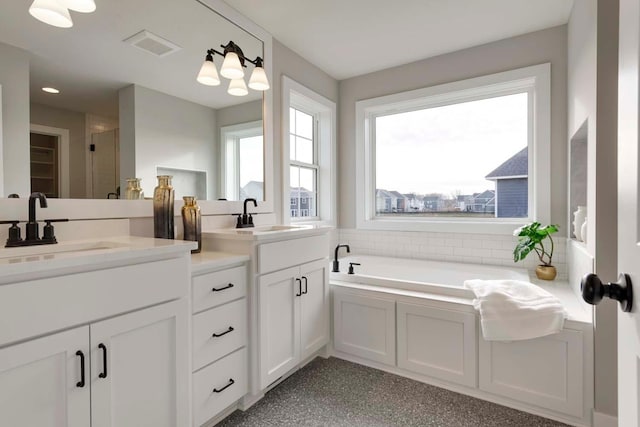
[206,41,264,69]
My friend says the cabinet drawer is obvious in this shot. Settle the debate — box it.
[193,348,247,427]
[257,234,329,274]
[192,299,247,371]
[192,266,247,313]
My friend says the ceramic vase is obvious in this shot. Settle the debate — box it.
[572,205,586,241]
[181,196,201,253]
[581,217,588,244]
[124,178,144,200]
[153,175,174,239]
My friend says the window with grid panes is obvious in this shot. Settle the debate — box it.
[289,107,318,218]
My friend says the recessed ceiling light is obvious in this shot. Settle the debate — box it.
[42,87,60,94]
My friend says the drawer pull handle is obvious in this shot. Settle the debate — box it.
[212,283,234,292]
[301,276,308,295]
[295,278,302,297]
[98,343,108,379]
[213,378,235,393]
[212,326,234,338]
[75,350,85,388]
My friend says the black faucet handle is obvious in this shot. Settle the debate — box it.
[348,262,361,275]
[2,221,22,246]
[0,220,20,225]
[43,219,69,223]
[43,221,58,243]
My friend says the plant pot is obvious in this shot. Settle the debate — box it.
[535,265,557,281]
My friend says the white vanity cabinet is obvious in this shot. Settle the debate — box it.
[202,227,331,395]
[0,289,190,427]
[0,237,195,427]
[190,255,250,427]
[258,258,329,388]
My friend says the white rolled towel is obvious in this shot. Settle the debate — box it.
[464,279,567,341]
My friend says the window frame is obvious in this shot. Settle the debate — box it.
[355,64,551,234]
[282,76,337,226]
[289,105,320,220]
[219,120,263,201]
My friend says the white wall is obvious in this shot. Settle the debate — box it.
[338,26,568,233]
[568,0,619,418]
[0,42,29,197]
[120,85,217,200]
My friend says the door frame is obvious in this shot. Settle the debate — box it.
[30,124,70,198]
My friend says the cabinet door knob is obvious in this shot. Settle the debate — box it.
[212,283,234,292]
[212,326,234,338]
[581,273,633,312]
[301,276,308,295]
[98,343,108,378]
[75,350,85,388]
[295,278,302,297]
[213,378,235,393]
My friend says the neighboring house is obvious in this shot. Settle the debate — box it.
[389,191,408,212]
[423,193,445,211]
[466,190,496,214]
[376,189,397,213]
[403,193,425,211]
[290,187,315,217]
[240,180,264,201]
[485,147,528,218]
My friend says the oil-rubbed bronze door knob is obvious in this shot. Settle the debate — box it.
[581,273,633,312]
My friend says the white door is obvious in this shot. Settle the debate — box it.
[618,0,640,424]
[258,266,300,388]
[90,299,189,427]
[300,259,329,359]
[0,326,90,427]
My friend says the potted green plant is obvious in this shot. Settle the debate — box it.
[513,222,560,280]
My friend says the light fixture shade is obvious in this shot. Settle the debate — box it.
[228,78,248,97]
[29,0,73,28]
[248,66,270,91]
[197,59,220,86]
[220,52,244,80]
[59,0,95,13]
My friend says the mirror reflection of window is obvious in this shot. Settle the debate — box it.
[221,120,264,201]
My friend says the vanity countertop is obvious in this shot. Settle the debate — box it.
[0,236,196,284]
[203,224,333,242]
[191,251,250,274]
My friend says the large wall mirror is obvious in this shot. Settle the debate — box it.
[0,0,273,216]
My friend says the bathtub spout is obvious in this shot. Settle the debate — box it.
[333,244,351,272]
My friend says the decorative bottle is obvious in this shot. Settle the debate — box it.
[181,196,201,253]
[572,205,586,241]
[153,175,174,239]
[124,178,144,200]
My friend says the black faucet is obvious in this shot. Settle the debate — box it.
[26,192,48,241]
[332,244,351,272]
[236,198,258,228]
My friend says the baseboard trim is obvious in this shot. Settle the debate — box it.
[593,411,617,427]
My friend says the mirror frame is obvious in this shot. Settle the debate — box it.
[0,0,274,220]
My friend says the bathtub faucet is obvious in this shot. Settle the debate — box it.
[332,244,351,272]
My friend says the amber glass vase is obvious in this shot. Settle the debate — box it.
[181,196,201,253]
[124,178,144,200]
[153,175,174,239]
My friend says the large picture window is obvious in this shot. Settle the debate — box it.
[356,64,550,233]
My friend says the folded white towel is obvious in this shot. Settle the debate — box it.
[464,279,567,341]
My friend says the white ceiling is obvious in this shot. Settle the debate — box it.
[224,0,574,80]
[0,0,263,117]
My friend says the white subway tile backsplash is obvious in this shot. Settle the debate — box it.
[336,228,568,280]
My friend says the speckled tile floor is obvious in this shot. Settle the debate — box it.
[217,357,569,427]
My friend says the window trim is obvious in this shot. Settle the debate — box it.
[282,76,336,226]
[355,63,551,234]
[219,120,263,201]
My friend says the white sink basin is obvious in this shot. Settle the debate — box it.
[235,225,305,234]
[0,240,129,260]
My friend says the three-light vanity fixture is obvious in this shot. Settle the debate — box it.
[29,0,96,28]
[197,41,270,96]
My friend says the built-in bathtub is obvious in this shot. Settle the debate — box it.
[330,255,530,298]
